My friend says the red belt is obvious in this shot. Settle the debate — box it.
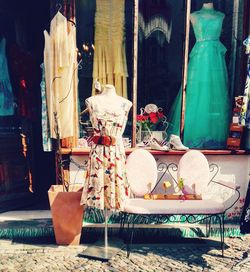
[92,135,116,146]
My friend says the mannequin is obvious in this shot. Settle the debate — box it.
[191,2,214,24]
[168,1,230,149]
[81,83,132,211]
[80,84,132,260]
[202,2,214,9]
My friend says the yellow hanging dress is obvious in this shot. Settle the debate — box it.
[92,0,128,98]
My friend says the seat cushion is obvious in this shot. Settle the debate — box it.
[123,198,225,215]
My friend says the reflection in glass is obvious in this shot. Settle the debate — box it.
[137,0,185,127]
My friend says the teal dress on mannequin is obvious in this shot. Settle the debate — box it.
[168,7,230,149]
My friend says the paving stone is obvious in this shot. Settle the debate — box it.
[0,236,249,271]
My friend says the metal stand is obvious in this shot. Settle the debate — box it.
[79,208,124,261]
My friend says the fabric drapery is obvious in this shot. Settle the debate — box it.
[92,0,128,98]
[43,11,79,139]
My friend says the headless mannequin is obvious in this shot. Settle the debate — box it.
[202,2,214,9]
[87,84,132,114]
[190,2,214,25]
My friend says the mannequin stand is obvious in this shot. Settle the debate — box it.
[79,208,124,261]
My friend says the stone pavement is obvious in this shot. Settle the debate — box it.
[0,235,249,272]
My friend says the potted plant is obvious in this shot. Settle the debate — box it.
[48,110,84,245]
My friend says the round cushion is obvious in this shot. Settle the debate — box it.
[177,150,210,195]
[126,149,158,197]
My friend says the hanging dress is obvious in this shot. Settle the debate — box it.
[168,7,230,149]
[40,63,53,152]
[92,0,128,98]
[0,38,14,116]
[80,94,132,210]
[44,11,79,139]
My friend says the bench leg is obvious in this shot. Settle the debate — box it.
[206,217,212,237]
[222,214,225,256]
[119,212,127,238]
[126,215,135,258]
[218,214,225,257]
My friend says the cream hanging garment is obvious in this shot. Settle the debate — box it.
[44,11,78,139]
[92,0,128,98]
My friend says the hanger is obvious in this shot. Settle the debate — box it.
[56,3,76,27]
[44,3,76,32]
[56,3,63,12]
[67,19,76,27]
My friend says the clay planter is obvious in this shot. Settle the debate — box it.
[48,185,84,245]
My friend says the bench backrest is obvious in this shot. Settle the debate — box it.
[177,150,210,196]
[126,149,158,197]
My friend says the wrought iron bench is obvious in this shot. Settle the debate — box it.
[120,150,240,257]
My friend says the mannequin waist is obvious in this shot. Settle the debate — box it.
[92,134,122,146]
[196,37,219,42]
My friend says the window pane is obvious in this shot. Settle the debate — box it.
[137,0,186,143]
[168,0,245,149]
[76,0,134,144]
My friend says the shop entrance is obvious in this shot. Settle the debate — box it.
[0,0,54,212]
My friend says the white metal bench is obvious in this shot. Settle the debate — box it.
[121,149,240,257]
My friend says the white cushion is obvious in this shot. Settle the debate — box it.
[126,149,158,197]
[177,150,210,195]
[123,198,225,215]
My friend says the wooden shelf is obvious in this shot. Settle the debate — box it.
[61,147,248,156]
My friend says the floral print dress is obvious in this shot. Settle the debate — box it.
[80,95,132,211]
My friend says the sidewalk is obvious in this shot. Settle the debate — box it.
[0,211,249,271]
[0,234,249,271]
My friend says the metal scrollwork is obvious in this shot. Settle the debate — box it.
[208,163,219,185]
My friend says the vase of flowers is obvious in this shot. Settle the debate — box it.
[136,104,168,143]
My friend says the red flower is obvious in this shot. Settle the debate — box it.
[149,112,158,124]
[137,115,149,122]
[137,115,144,122]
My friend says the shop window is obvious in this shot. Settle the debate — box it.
[76,0,246,150]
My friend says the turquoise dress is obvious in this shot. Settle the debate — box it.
[168,8,230,149]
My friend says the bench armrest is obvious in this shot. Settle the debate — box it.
[211,180,240,190]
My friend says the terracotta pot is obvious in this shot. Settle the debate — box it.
[48,185,84,245]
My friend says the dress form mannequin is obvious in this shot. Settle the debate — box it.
[203,2,214,9]
[95,84,132,110]
[191,2,214,24]
[80,84,132,260]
